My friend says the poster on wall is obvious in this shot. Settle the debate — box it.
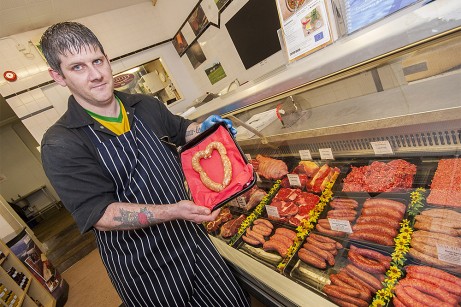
[172,31,188,55]
[188,5,209,36]
[8,231,67,300]
[186,41,207,69]
[205,62,226,85]
[276,0,332,62]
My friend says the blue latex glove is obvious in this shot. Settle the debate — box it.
[200,115,237,136]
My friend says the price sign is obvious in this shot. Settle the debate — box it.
[236,196,247,208]
[328,218,353,233]
[265,205,280,219]
[287,174,302,187]
[245,153,252,161]
[299,150,312,161]
[319,148,334,160]
[370,141,394,155]
[436,244,461,265]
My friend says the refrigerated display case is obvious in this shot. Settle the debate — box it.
[184,1,461,306]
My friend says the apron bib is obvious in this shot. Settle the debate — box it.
[84,115,249,307]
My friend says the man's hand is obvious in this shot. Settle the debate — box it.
[200,115,237,136]
[176,200,221,223]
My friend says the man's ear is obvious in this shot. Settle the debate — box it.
[48,68,67,86]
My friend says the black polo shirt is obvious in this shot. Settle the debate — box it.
[41,91,193,233]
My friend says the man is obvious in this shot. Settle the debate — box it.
[40,22,249,307]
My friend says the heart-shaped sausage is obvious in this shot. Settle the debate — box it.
[192,141,232,192]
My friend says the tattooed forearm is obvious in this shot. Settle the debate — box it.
[113,207,156,229]
[185,123,201,142]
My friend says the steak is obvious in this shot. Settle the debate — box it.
[220,214,246,238]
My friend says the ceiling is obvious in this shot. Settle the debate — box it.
[0,0,155,125]
[0,0,153,38]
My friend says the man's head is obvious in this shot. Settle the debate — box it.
[40,22,105,75]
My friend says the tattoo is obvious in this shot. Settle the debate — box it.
[113,207,156,228]
[185,125,201,137]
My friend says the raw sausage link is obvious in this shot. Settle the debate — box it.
[246,228,265,244]
[412,230,461,246]
[398,278,458,305]
[304,243,335,266]
[408,248,457,268]
[324,284,361,298]
[394,285,424,307]
[405,265,461,288]
[335,271,372,300]
[323,285,368,307]
[355,215,400,229]
[328,296,362,307]
[401,285,452,307]
[253,218,274,229]
[330,202,358,210]
[263,240,288,258]
[421,208,461,220]
[298,248,326,269]
[327,209,357,217]
[406,271,461,297]
[305,236,336,250]
[316,224,346,237]
[363,198,406,214]
[392,296,406,307]
[275,228,297,241]
[310,233,342,247]
[347,250,386,274]
[252,224,273,236]
[361,207,403,220]
[242,235,260,246]
[349,245,392,266]
[352,223,397,238]
[414,221,459,236]
[345,264,382,291]
[331,198,359,205]
[338,269,376,294]
[415,215,461,229]
[349,231,394,246]
[269,234,292,248]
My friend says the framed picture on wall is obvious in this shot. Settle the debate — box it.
[205,62,226,85]
[172,31,188,55]
[186,41,206,69]
[214,0,232,11]
[188,4,209,36]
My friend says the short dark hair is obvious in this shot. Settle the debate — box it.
[40,22,105,74]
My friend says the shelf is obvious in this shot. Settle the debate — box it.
[17,278,31,307]
[0,252,8,266]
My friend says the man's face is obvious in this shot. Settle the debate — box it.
[49,46,114,109]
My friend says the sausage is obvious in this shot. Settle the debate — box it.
[406,265,461,288]
[355,215,400,229]
[352,223,398,238]
[316,224,346,237]
[392,295,406,307]
[327,209,357,217]
[330,202,358,210]
[275,228,297,241]
[414,221,459,236]
[401,284,452,307]
[335,271,372,300]
[324,284,361,298]
[191,141,232,192]
[304,243,335,266]
[406,272,461,297]
[263,240,288,258]
[347,250,386,274]
[330,274,357,289]
[410,240,440,259]
[344,264,382,291]
[242,235,260,246]
[310,233,343,249]
[269,234,293,248]
[331,198,359,206]
[305,237,336,250]
[398,278,458,305]
[411,236,461,249]
[349,231,394,246]
[246,228,265,244]
[394,284,424,307]
[318,219,332,229]
[349,245,392,267]
[361,207,403,221]
[253,218,274,229]
[328,296,362,307]
[323,285,368,307]
[363,198,406,214]
[252,224,273,236]
[338,269,377,294]
[412,230,461,246]
[297,248,326,269]
[326,215,356,222]
[415,215,461,229]
[408,248,457,268]
[421,208,461,220]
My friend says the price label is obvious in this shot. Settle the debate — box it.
[236,196,247,208]
[245,153,252,161]
[436,244,461,265]
[328,218,353,233]
[265,205,280,219]
[299,150,312,161]
[319,148,334,160]
[287,174,302,187]
[370,141,394,155]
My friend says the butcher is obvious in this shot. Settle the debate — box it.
[39,21,248,307]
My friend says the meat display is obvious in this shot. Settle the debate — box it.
[228,186,267,211]
[349,198,405,246]
[297,234,343,269]
[205,207,233,232]
[220,214,246,238]
[342,159,417,192]
[393,265,461,307]
[254,155,288,180]
[281,162,340,193]
[427,158,461,207]
[267,188,320,226]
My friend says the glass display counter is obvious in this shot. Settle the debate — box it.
[185,1,461,306]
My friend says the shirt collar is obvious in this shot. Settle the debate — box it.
[65,90,141,128]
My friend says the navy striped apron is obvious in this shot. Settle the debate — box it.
[84,115,249,307]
